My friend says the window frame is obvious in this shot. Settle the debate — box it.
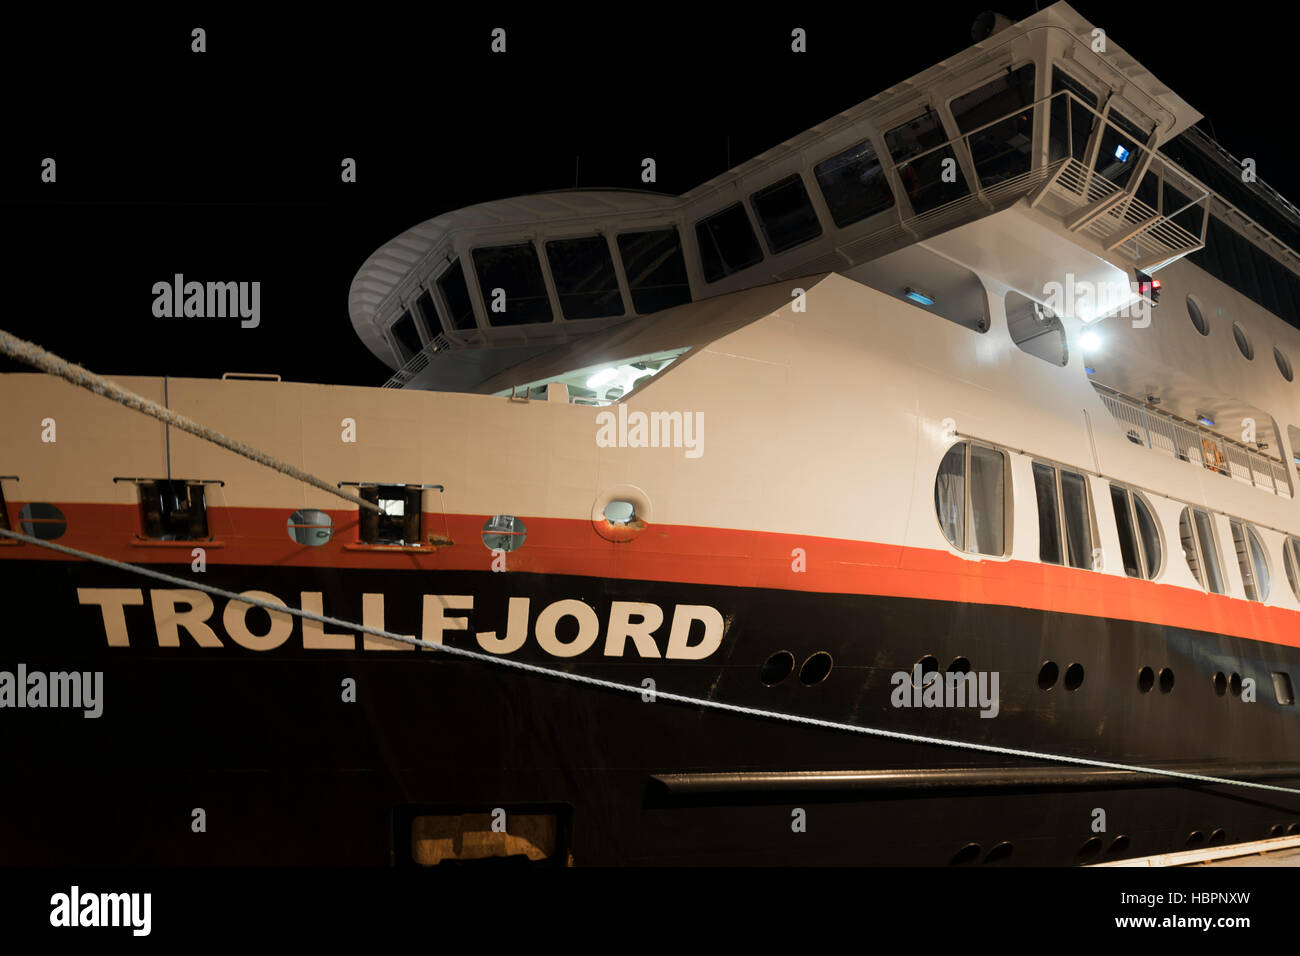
[1109,483,1162,580]
[1033,460,1097,570]
[934,440,1009,558]
[1181,506,1226,594]
[1228,519,1271,602]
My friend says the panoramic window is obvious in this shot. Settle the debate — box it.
[472,243,554,326]
[1048,67,1099,164]
[1284,536,1300,601]
[616,228,692,314]
[813,139,895,227]
[136,479,208,541]
[886,110,971,215]
[1179,506,1226,594]
[1005,291,1068,366]
[437,259,479,332]
[1274,346,1294,382]
[695,203,764,283]
[1186,295,1209,336]
[1032,462,1095,569]
[951,63,1035,188]
[1229,520,1271,602]
[749,174,822,253]
[359,484,423,546]
[390,310,422,361]
[935,441,1007,556]
[545,236,625,320]
[1109,484,1162,579]
[1232,321,1254,360]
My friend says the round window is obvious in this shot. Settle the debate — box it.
[287,509,333,546]
[482,515,526,551]
[19,502,66,540]
[1186,296,1209,336]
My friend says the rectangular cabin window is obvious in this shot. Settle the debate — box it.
[472,243,554,326]
[544,236,625,319]
[951,62,1035,188]
[1048,67,1098,164]
[615,229,691,314]
[1033,463,1094,570]
[437,259,478,331]
[1108,484,1162,580]
[359,484,422,546]
[414,289,439,334]
[813,139,894,227]
[934,441,1007,557]
[695,203,764,283]
[749,174,822,253]
[137,479,208,541]
[390,310,422,361]
[885,110,970,214]
[1032,463,1062,564]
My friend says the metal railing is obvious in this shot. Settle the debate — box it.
[1093,382,1291,498]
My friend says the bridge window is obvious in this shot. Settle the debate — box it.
[886,110,970,215]
[813,139,895,227]
[934,441,1007,556]
[1005,291,1068,366]
[1180,506,1226,594]
[390,310,422,361]
[414,290,439,335]
[1095,106,1152,188]
[1110,484,1162,579]
[472,243,554,326]
[749,174,822,253]
[545,236,625,320]
[359,485,423,546]
[437,259,478,331]
[695,203,764,283]
[951,62,1035,188]
[1229,519,1270,602]
[137,479,209,540]
[1032,462,1095,569]
[1048,67,1098,164]
[616,228,692,314]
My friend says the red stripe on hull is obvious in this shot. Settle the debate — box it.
[2,500,1296,648]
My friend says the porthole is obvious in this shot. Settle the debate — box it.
[1038,660,1059,690]
[1106,835,1131,857]
[984,842,1014,863]
[1288,823,1300,835]
[1232,322,1254,360]
[482,514,526,551]
[949,843,981,865]
[1269,824,1285,837]
[1213,672,1227,696]
[1186,831,1205,848]
[1076,837,1103,862]
[1159,667,1175,693]
[1187,295,1209,336]
[1209,828,1227,845]
[287,509,333,546]
[1137,666,1155,693]
[1064,662,1084,690]
[916,655,940,682]
[19,502,66,540]
[760,651,795,686]
[947,657,971,674]
[1230,672,1243,696]
[1275,346,1294,382]
[798,651,833,685]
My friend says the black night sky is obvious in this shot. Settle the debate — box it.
[1,3,1294,387]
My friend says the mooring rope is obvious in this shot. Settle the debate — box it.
[0,329,379,512]
[4,526,1299,798]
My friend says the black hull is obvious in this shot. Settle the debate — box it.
[4,558,1300,866]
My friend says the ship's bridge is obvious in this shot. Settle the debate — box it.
[349,1,1292,393]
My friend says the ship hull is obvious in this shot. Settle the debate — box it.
[3,557,1299,866]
